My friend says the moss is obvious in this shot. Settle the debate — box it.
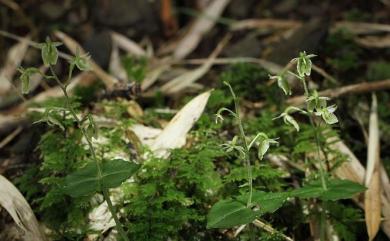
[323,30,363,76]
[366,61,390,81]
[219,63,271,101]
[121,128,224,241]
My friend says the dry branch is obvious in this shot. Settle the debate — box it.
[253,79,390,108]
[173,0,230,60]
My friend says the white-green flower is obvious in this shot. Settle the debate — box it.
[292,51,316,77]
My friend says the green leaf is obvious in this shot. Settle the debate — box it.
[290,183,324,199]
[251,191,290,214]
[64,161,99,197]
[207,199,257,229]
[320,179,366,201]
[291,179,365,201]
[100,159,140,189]
[64,159,140,197]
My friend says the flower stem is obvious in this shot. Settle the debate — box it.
[103,189,129,241]
[301,77,327,190]
[226,83,253,206]
[48,66,129,241]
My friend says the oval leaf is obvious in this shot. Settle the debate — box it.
[250,191,290,214]
[207,199,257,229]
[238,191,290,215]
[100,159,140,189]
[291,179,366,201]
[64,162,99,197]
[64,159,140,197]
[321,179,366,201]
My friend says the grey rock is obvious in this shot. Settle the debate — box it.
[83,30,112,68]
[92,0,160,35]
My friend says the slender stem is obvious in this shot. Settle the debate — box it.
[319,206,326,241]
[103,189,129,241]
[48,66,129,241]
[309,117,327,190]
[300,77,327,190]
[226,83,253,206]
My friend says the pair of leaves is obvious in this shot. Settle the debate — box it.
[207,191,289,229]
[63,159,140,197]
[207,179,365,229]
[291,179,366,201]
[206,199,257,229]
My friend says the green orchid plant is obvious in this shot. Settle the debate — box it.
[19,37,139,241]
[206,52,365,240]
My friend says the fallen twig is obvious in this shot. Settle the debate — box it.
[111,31,147,57]
[161,34,231,94]
[252,79,390,108]
[355,35,390,48]
[230,18,301,31]
[253,219,294,241]
[0,126,22,149]
[331,21,390,35]
[173,0,231,60]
